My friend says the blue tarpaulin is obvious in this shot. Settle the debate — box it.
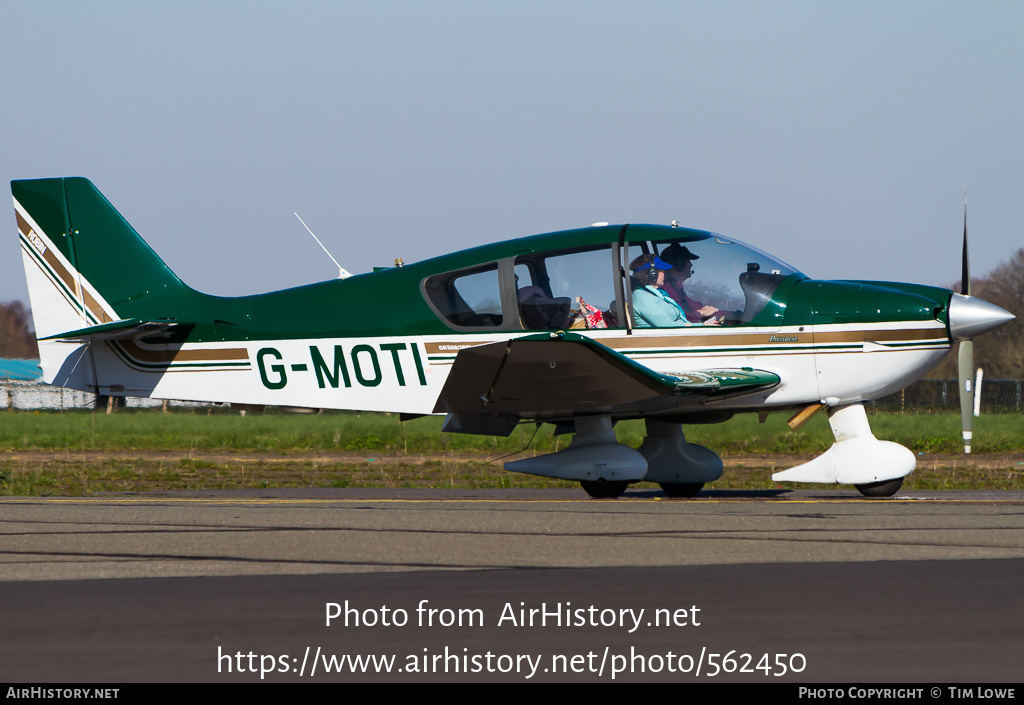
[0,359,42,381]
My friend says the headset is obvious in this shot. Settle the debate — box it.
[631,254,663,286]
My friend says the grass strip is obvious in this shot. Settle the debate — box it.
[2,408,1023,454]
[2,409,1021,495]
[2,453,1022,496]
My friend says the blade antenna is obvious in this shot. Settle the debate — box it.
[294,212,353,279]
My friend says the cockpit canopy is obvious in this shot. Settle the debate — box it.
[421,227,805,332]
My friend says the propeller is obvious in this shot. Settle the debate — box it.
[949,189,1015,452]
[958,190,973,454]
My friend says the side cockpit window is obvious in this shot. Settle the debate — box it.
[515,245,619,330]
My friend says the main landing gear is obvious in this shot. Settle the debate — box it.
[573,418,723,499]
[506,417,646,499]
[504,417,723,499]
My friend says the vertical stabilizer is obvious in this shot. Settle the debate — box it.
[13,177,192,385]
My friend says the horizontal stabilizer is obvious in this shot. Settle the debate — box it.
[433,331,779,419]
[39,318,190,343]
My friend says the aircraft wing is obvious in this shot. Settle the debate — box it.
[39,318,191,343]
[432,331,780,422]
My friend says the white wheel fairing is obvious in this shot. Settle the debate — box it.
[773,403,915,486]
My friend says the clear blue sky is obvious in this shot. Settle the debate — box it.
[3,1,1022,306]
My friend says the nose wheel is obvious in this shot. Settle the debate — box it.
[855,477,904,497]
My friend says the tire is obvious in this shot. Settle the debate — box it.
[580,480,630,499]
[659,482,704,498]
[855,477,904,497]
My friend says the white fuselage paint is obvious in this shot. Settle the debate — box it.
[47,322,949,416]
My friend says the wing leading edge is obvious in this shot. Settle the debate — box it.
[432,332,779,428]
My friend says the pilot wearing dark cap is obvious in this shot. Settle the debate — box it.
[660,244,722,323]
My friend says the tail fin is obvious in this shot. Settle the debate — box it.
[14,177,197,387]
[13,177,189,339]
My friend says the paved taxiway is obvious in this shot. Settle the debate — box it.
[3,488,1024,580]
[2,489,1022,682]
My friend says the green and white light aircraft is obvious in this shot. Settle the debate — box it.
[13,177,1014,497]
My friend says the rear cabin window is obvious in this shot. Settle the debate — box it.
[422,264,504,328]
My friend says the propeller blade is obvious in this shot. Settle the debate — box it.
[958,187,974,454]
[958,339,974,454]
[961,188,971,296]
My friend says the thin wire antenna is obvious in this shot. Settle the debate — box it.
[293,212,353,279]
[487,424,541,465]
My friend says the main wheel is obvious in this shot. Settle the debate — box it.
[855,477,904,497]
[659,482,704,498]
[580,480,630,499]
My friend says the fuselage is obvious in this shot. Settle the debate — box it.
[21,211,954,419]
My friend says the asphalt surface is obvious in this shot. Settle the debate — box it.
[1,488,1022,682]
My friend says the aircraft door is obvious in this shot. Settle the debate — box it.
[514,245,621,331]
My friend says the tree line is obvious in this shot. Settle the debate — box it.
[0,300,37,359]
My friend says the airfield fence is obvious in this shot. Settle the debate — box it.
[1,378,1022,413]
[870,379,1023,413]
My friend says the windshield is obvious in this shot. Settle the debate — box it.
[628,233,805,325]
